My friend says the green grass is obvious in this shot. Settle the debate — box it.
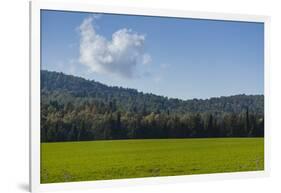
[41,138,264,183]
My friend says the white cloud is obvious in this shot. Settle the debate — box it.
[78,16,151,79]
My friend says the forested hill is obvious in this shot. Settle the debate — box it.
[41,70,264,115]
[41,70,264,141]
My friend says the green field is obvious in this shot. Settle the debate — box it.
[41,138,264,183]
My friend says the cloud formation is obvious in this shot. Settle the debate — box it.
[78,16,151,78]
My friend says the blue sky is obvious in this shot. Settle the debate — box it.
[41,10,264,100]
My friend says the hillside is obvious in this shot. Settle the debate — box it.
[40,70,264,142]
[41,70,264,115]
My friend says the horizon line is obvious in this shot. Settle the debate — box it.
[41,69,264,101]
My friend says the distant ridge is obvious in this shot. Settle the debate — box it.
[41,70,264,114]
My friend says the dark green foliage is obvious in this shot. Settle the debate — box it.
[41,70,264,142]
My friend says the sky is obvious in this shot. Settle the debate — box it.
[41,10,264,100]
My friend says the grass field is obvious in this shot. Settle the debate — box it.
[41,138,264,183]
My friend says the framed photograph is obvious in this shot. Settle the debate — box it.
[30,0,270,192]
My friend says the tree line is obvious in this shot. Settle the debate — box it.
[40,70,264,142]
[41,99,264,142]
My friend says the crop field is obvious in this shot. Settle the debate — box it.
[41,138,264,183]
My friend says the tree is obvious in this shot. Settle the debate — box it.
[40,70,264,142]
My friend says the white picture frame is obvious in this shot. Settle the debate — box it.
[30,0,270,192]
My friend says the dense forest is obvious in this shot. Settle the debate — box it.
[41,70,264,142]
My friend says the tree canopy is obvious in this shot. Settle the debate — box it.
[41,70,264,142]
